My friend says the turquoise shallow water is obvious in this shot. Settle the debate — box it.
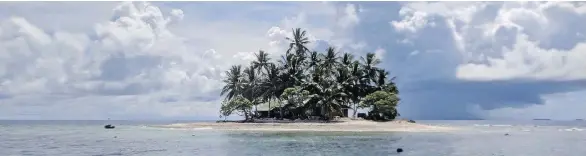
[1,120,585,156]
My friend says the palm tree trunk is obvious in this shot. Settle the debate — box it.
[352,102,358,118]
[279,98,284,119]
[243,108,249,121]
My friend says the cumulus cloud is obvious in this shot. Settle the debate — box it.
[457,35,586,81]
[390,6,434,33]
[0,2,226,119]
[380,1,586,119]
[338,4,360,29]
[4,1,583,120]
[393,2,586,81]
[0,2,365,120]
[267,2,364,55]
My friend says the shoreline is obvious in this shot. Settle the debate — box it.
[153,119,458,132]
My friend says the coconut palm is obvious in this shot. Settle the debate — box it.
[242,64,260,118]
[220,65,244,100]
[321,47,340,75]
[341,53,354,66]
[260,63,282,118]
[348,60,367,117]
[286,28,311,58]
[220,28,401,122]
[307,51,321,72]
[279,52,305,87]
[375,68,399,94]
[335,65,353,111]
[360,53,381,84]
[252,50,271,74]
[374,69,389,89]
[302,76,347,120]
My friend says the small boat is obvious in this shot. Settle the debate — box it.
[104,124,115,129]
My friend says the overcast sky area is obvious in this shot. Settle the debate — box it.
[0,1,585,120]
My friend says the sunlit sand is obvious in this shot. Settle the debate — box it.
[157,119,457,132]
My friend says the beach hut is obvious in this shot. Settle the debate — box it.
[256,101,351,119]
[255,100,281,118]
[313,105,351,118]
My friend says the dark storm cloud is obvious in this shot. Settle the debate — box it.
[349,2,586,119]
[397,80,586,119]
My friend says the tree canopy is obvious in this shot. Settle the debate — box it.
[360,91,400,121]
[219,28,401,121]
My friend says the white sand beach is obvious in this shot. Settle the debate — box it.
[157,119,457,132]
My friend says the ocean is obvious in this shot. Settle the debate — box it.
[0,120,585,156]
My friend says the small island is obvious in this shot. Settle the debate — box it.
[164,28,454,132]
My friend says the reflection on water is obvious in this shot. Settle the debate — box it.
[0,120,585,156]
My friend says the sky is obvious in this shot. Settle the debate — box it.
[0,1,585,120]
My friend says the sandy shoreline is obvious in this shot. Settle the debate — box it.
[154,119,457,132]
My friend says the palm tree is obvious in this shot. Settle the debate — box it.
[307,51,321,72]
[286,28,311,58]
[348,61,365,118]
[279,52,305,88]
[260,63,282,118]
[321,47,340,75]
[221,65,244,100]
[375,68,399,94]
[335,65,353,114]
[277,52,307,119]
[302,75,347,120]
[360,53,381,84]
[339,53,359,117]
[242,64,260,118]
[252,50,271,75]
[341,53,354,66]
[219,28,401,122]
[374,69,388,89]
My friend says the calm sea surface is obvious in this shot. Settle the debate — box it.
[1,120,585,156]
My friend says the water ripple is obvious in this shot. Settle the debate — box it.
[1,121,585,156]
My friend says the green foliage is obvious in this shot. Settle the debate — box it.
[360,91,400,121]
[220,65,243,100]
[219,96,254,121]
[281,87,309,107]
[219,28,401,121]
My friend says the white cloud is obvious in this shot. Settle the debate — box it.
[0,2,225,119]
[338,4,360,29]
[457,34,586,81]
[0,2,363,119]
[374,47,386,60]
[0,2,118,33]
[392,2,586,81]
[267,2,363,54]
[390,7,433,33]
[165,2,361,68]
